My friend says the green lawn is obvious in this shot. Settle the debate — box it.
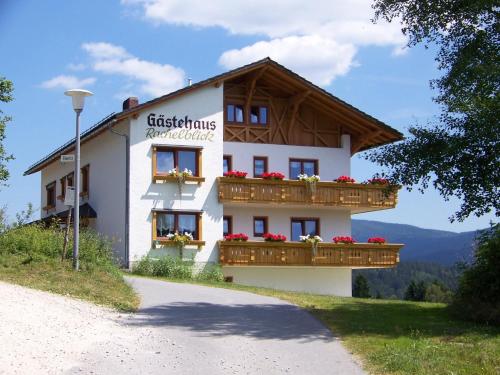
[131,275,500,375]
[0,255,139,312]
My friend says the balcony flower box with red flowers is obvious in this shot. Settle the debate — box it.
[263,233,287,242]
[224,233,249,241]
[334,176,356,183]
[332,236,355,244]
[224,170,247,179]
[261,172,285,180]
[367,178,390,185]
[368,237,386,244]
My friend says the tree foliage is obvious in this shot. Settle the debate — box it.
[0,77,14,185]
[404,279,426,301]
[452,223,500,324]
[353,274,371,298]
[369,0,499,221]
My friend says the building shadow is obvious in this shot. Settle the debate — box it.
[123,301,333,342]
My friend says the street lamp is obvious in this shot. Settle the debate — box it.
[64,89,93,271]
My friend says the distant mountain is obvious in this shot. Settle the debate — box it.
[352,219,480,266]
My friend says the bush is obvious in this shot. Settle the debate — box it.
[0,224,116,272]
[451,224,500,325]
[133,255,224,282]
[196,264,224,282]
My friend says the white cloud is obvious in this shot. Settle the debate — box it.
[40,75,96,90]
[67,63,86,71]
[123,0,407,86]
[220,35,356,85]
[82,42,185,97]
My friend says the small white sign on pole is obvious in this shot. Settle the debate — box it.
[64,187,75,206]
[61,154,75,163]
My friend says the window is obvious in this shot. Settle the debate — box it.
[223,155,232,175]
[291,218,319,241]
[289,159,318,180]
[66,172,74,188]
[58,177,66,201]
[154,211,201,240]
[81,165,89,197]
[253,217,268,237]
[253,156,268,177]
[223,216,232,236]
[250,106,268,125]
[45,182,56,209]
[153,147,201,177]
[226,104,244,123]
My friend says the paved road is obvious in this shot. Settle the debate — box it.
[120,276,365,375]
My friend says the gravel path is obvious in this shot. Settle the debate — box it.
[0,278,365,374]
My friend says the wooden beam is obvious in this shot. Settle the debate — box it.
[244,67,269,113]
[351,131,383,154]
[287,91,311,141]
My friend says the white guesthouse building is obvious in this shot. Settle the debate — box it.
[25,58,404,296]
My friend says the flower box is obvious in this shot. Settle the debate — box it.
[368,237,386,244]
[334,176,355,183]
[261,172,285,180]
[263,233,287,242]
[332,236,355,244]
[367,178,390,185]
[224,233,249,241]
[224,170,248,178]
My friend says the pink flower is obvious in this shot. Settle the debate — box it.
[262,172,285,180]
[263,233,287,242]
[224,233,249,241]
[332,236,355,244]
[368,237,386,244]
[367,178,390,185]
[224,170,248,178]
[335,176,356,183]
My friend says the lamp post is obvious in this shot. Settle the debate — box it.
[64,89,93,271]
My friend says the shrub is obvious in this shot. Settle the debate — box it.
[353,274,371,298]
[133,255,224,282]
[0,224,116,271]
[196,264,224,282]
[451,224,500,324]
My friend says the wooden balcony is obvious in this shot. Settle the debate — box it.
[219,241,403,268]
[217,177,399,212]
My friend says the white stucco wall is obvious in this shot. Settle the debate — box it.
[128,85,224,266]
[223,267,352,296]
[223,206,351,241]
[40,120,129,263]
[223,134,351,180]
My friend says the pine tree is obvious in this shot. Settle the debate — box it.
[353,274,371,298]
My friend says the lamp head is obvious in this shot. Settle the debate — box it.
[64,89,93,111]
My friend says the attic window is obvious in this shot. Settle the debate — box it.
[226,104,244,123]
[250,106,268,125]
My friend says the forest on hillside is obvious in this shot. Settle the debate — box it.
[353,261,461,299]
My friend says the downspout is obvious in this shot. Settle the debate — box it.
[108,119,130,268]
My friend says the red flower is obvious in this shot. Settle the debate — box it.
[263,233,287,242]
[332,236,355,244]
[262,172,285,180]
[367,178,389,185]
[368,237,386,244]
[335,175,356,183]
[224,233,249,241]
[224,170,248,178]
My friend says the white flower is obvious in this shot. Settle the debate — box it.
[314,235,323,242]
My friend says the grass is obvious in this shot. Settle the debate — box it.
[130,274,500,375]
[0,255,139,311]
[0,224,139,312]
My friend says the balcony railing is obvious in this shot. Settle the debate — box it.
[219,241,403,268]
[217,177,398,211]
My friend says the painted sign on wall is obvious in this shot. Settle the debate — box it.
[145,113,217,142]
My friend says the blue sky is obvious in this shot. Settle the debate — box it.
[0,0,495,231]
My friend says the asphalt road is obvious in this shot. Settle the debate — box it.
[119,276,365,375]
